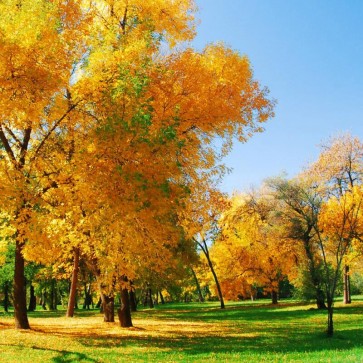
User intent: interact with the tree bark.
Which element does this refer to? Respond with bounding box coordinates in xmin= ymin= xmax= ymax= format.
xmin=197 ymin=238 xmax=225 ymax=309
xmin=129 ymin=290 xmax=137 ymax=312
xmin=303 ymin=236 xmax=327 ymax=309
xmin=48 ymin=279 xmax=57 ymax=310
xmin=271 ymin=290 xmax=278 ymax=304
xmin=13 ymin=239 xmax=30 ymax=329
xmin=118 ymin=288 xmax=133 ymax=327
xmin=66 ymin=248 xmax=80 ymax=317
xmin=101 ymin=294 xmax=115 ymax=322
xmin=191 ymin=267 xmax=204 ymax=302
xmin=83 ymin=284 xmax=92 ymax=310
xmin=343 ymin=265 xmax=351 ymax=304
xmin=148 ymin=288 xmax=154 ymax=308
xmin=28 ymin=283 xmax=37 ymax=311
xmin=327 ymin=303 xmax=334 ymax=337
xmin=4 ymin=281 xmax=10 ymax=313
xmin=159 ymin=290 xmax=165 ymax=304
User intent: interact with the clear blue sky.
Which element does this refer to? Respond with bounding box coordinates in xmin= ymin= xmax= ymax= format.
xmin=192 ymin=0 xmax=363 ymax=194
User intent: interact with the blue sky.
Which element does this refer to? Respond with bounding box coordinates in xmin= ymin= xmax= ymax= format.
xmin=192 ymin=0 xmax=363 ymax=194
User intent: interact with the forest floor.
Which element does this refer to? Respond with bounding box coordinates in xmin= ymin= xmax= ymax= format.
xmin=1 ymin=297 xmax=363 ymax=362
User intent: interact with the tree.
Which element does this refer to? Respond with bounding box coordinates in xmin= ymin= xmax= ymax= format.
xmin=298 ymin=134 xmax=363 ymax=336
xmin=267 ymin=177 xmax=327 ymax=309
xmin=216 ymin=191 xmax=298 ymax=304
xmin=0 ymin=0 xmax=274 ymax=329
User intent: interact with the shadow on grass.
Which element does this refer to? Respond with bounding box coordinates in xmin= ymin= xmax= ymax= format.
xmin=51 ymin=351 xmax=98 ymax=363
xmin=75 ymin=326 xmax=363 ymax=358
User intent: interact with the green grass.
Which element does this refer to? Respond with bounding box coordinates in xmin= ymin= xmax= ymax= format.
xmin=1 ymin=298 xmax=363 ymax=362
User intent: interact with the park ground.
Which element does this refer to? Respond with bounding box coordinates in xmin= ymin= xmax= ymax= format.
xmin=1 ymin=298 xmax=363 ymax=362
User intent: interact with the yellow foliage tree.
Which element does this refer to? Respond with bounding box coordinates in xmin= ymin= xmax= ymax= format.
xmin=0 ymin=0 xmax=274 ymax=329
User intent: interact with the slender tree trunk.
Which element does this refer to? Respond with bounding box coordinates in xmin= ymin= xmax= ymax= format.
xmin=66 ymin=248 xmax=80 ymax=317
xmin=191 ymin=267 xmax=204 ymax=302
xmin=47 ymin=279 xmax=57 ymax=310
xmin=159 ymin=290 xmax=165 ymax=304
xmin=271 ymin=290 xmax=278 ymax=304
xmin=28 ymin=283 xmax=37 ymax=312
xmin=4 ymin=281 xmax=10 ymax=312
xmin=41 ymin=289 xmax=47 ymax=310
xmin=197 ymin=239 xmax=225 ymax=309
xmin=327 ymin=300 xmax=334 ymax=337
xmin=129 ymin=289 xmax=137 ymax=312
xmin=343 ymin=265 xmax=351 ymax=304
xmin=148 ymin=288 xmax=154 ymax=308
xmin=13 ymin=239 xmax=30 ymax=329
xmin=118 ymin=288 xmax=133 ymax=327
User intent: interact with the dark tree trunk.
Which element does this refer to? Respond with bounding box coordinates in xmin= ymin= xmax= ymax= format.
xmin=148 ymin=288 xmax=154 ymax=308
xmin=83 ymin=284 xmax=92 ymax=310
xmin=47 ymin=279 xmax=57 ymax=310
xmin=28 ymin=283 xmax=37 ymax=312
xmin=343 ymin=265 xmax=351 ymax=304
xmin=316 ymin=288 xmax=327 ymax=309
xmin=101 ymin=294 xmax=115 ymax=322
xmin=302 ymin=232 xmax=326 ymax=309
xmin=271 ymin=290 xmax=278 ymax=304
xmin=159 ymin=290 xmax=165 ymax=304
xmin=118 ymin=288 xmax=133 ymax=327
xmin=327 ymin=303 xmax=334 ymax=337
xmin=129 ymin=290 xmax=137 ymax=312
xmin=197 ymin=239 xmax=225 ymax=309
xmin=41 ymin=289 xmax=47 ymax=310
xmin=207 ymin=257 xmax=225 ymax=308
xmin=4 ymin=281 xmax=10 ymax=312
xmin=66 ymin=248 xmax=80 ymax=317
xmin=13 ymin=240 xmax=30 ymax=329
xmin=191 ymin=267 xmax=204 ymax=302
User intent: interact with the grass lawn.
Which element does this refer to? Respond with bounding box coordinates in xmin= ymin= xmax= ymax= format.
xmin=1 ymin=297 xmax=363 ymax=362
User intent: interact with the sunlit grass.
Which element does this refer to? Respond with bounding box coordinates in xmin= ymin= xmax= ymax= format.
xmin=1 ymin=298 xmax=363 ymax=362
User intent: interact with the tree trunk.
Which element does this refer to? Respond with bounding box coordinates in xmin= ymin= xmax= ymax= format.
xmin=83 ymin=284 xmax=92 ymax=310
xmin=13 ymin=240 xmax=30 ymax=329
xmin=101 ymin=294 xmax=115 ymax=322
xmin=159 ymin=290 xmax=165 ymax=304
xmin=303 ymin=234 xmax=326 ymax=309
xmin=66 ymin=248 xmax=80 ymax=317
xmin=205 ymin=253 xmax=224 ymax=308
xmin=47 ymin=279 xmax=57 ymax=310
xmin=41 ymin=289 xmax=47 ymax=310
xmin=343 ymin=265 xmax=351 ymax=304
xmin=148 ymin=288 xmax=154 ymax=308
xmin=4 ymin=281 xmax=10 ymax=312
xmin=191 ymin=267 xmax=204 ymax=302
xmin=316 ymin=288 xmax=327 ymax=309
xmin=28 ymin=283 xmax=37 ymax=312
xmin=327 ymin=304 xmax=334 ymax=337
xmin=198 ymin=239 xmax=225 ymax=309
xmin=129 ymin=290 xmax=137 ymax=312
xmin=271 ymin=290 xmax=278 ymax=304
xmin=118 ymin=288 xmax=133 ymax=327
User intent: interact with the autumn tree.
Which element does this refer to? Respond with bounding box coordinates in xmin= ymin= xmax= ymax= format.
xmin=0 ymin=0 xmax=274 ymax=330
xmin=216 ymin=190 xmax=298 ymax=304
xmin=307 ymin=134 xmax=363 ymax=304
xmin=267 ymin=177 xmax=327 ymax=309
xmin=293 ymin=134 xmax=363 ymax=336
